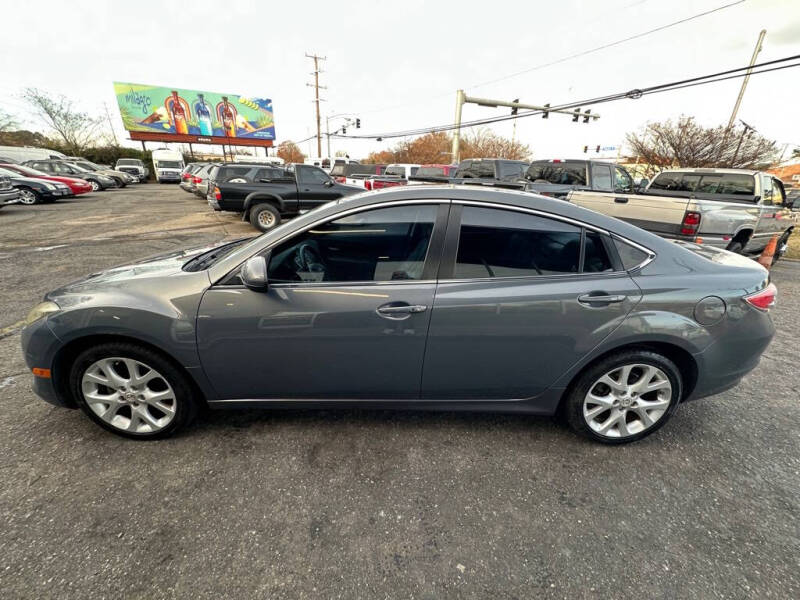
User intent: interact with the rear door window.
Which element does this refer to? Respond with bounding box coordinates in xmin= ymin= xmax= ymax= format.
xmin=454 ymin=207 xmax=582 ymax=278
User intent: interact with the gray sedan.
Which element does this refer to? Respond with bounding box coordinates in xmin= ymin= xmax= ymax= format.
xmin=20 ymin=186 xmax=777 ymax=443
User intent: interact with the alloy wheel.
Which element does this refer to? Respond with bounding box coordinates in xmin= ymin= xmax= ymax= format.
xmin=257 ymin=210 xmax=276 ymax=229
xmin=18 ymin=189 xmax=37 ymax=205
xmin=80 ymin=357 xmax=177 ymax=434
xmin=90 ymin=180 xmax=100 ymax=191
xmin=582 ymin=363 xmax=672 ymax=439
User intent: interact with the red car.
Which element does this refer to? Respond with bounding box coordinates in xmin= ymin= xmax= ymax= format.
xmin=0 ymin=163 xmax=93 ymax=195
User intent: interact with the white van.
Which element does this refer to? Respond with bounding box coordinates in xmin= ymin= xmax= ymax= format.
xmin=0 ymin=145 xmax=67 ymax=163
xmin=151 ymin=149 xmax=185 ymax=183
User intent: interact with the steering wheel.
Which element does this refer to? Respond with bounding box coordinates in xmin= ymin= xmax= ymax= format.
xmin=294 ymin=242 xmax=327 ymax=278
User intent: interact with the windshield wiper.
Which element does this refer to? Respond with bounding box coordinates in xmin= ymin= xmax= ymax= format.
xmin=182 ymin=238 xmax=249 ymax=272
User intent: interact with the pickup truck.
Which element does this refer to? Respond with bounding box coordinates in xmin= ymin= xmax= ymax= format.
xmin=207 ymin=162 xmax=363 ymax=232
xmin=568 ymin=168 xmax=795 ymax=261
xmin=523 ymin=159 xmax=642 ymax=198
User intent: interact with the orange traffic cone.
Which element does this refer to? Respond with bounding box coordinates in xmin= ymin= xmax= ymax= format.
xmin=757 ymin=234 xmax=779 ymax=269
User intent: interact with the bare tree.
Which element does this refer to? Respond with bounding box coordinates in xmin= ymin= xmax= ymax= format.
xmin=362 ymin=129 xmax=529 ymax=164
xmin=626 ymin=116 xmax=779 ymax=177
xmin=21 ymin=88 xmax=103 ymax=154
xmin=0 ymin=108 xmax=18 ymax=132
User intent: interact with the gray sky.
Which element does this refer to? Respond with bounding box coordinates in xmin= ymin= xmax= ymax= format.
xmin=1 ymin=0 xmax=798 ymax=160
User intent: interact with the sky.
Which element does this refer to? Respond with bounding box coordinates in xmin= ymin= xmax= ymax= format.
xmin=1 ymin=0 xmax=799 ymax=162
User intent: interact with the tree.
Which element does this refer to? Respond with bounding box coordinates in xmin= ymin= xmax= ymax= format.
xmin=626 ymin=116 xmax=779 ymax=177
xmin=0 ymin=109 xmax=18 ymax=132
xmin=22 ymin=88 xmax=103 ymax=155
xmin=277 ymin=140 xmax=305 ymax=163
xmin=361 ymin=129 xmax=529 ymax=164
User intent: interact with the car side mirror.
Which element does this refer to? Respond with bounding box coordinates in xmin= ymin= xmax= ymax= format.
xmin=324 ymin=180 xmax=334 ymax=187
xmin=241 ymin=255 xmax=269 ymax=292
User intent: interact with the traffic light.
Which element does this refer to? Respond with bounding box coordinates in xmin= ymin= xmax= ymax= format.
xmin=342 ymin=126 xmax=346 ymax=134
xmin=572 ymin=109 xmax=580 ymax=122
xmin=356 ymin=118 xmax=361 ymax=128
xmin=582 ymin=109 xmax=592 ymax=124
xmin=511 ymin=99 xmax=519 ymax=116
xmin=583 ymin=145 xmax=588 ymax=153
xmin=542 ymin=103 xmax=550 ymax=119
xmin=595 ymin=145 xmax=600 ymax=153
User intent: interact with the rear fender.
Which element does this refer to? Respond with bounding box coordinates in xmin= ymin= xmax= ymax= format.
xmin=243 ymin=193 xmax=284 ymax=218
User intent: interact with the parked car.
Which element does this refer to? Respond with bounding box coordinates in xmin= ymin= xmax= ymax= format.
xmin=207 ymin=162 xmax=362 ymax=231
xmin=522 ymin=159 xmax=641 ymax=198
xmin=384 ymin=163 xmax=420 ymax=180
xmin=24 ymin=160 xmax=117 ymax=191
xmin=179 ymin=163 xmax=206 ymax=193
xmin=21 ymin=185 xmax=777 ymax=443
xmin=454 ymin=158 xmax=528 ymax=182
xmin=151 ymin=149 xmax=184 ymax=183
xmin=0 ymin=163 xmax=93 ymax=196
xmin=331 ymin=163 xmax=386 ymax=184
xmin=0 ymin=166 xmax=72 ymax=204
xmin=568 ymin=168 xmax=795 ymax=262
xmin=0 ymin=174 xmax=21 ymax=208
xmin=115 ymin=158 xmax=150 ymax=181
xmin=408 ymin=164 xmax=459 ymax=184
xmin=62 ymin=159 xmax=133 ymax=187
xmin=193 ymin=163 xmax=219 ymax=198
xmin=0 ymin=145 xmax=67 ymax=163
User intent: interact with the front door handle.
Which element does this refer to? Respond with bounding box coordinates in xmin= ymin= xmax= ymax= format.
xmin=376 ymin=303 xmax=428 ymax=319
xmin=614 ymin=197 xmax=629 ymax=203
xmin=578 ymin=293 xmax=626 ymax=305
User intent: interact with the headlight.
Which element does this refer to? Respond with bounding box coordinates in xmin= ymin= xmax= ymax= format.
xmin=25 ymin=301 xmax=60 ymax=325
xmin=42 ymin=182 xmax=57 ymax=190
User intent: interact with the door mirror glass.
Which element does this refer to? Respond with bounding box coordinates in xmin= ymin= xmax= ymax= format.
xmin=323 ymin=179 xmax=334 ymax=187
xmin=241 ymin=255 xmax=269 ymax=291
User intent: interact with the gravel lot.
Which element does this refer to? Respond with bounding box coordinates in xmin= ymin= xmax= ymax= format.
xmin=1 ymin=184 xmax=798 ymax=599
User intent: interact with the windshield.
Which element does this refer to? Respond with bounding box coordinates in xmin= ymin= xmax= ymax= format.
xmin=67 ymin=163 xmax=91 ymax=173
xmin=75 ymin=162 xmax=99 ymax=171
xmin=156 ymin=161 xmax=182 ymax=169
xmin=526 ymin=161 xmax=587 ymax=185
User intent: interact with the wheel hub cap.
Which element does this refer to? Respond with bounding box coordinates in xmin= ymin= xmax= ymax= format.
xmin=583 ymin=363 xmax=672 ymax=438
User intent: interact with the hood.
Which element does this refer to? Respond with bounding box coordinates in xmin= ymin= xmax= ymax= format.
xmin=45 ymin=241 xmax=228 ymax=298
xmin=42 ymin=175 xmax=91 ymax=186
xmin=10 ymin=176 xmax=59 ymax=188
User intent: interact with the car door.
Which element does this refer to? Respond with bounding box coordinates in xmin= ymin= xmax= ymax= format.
xmin=752 ymin=175 xmax=791 ymax=250
xmin=421 ymin=203 xmax=642 ymax=400
xmin=296 ymin=166 xmax=340 ymax=209
xmin=197 ymin=202 xmax=449 ymax=400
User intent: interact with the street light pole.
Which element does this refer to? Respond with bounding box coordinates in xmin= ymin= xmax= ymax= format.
xmin=728 ymin=29 xmax=766 ymax=129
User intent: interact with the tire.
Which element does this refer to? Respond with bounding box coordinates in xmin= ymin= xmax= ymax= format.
xmin=17 ymin=187 xmax=41 ymax=205
xmin=726 ymin=239 xmax=745 ymax=254
xmin=88 ymin=179 xmax=101 ymax=192
xmin=69 ymin=342 xmax=198 ymax=440
xmin=564 ymin=350 xmax=682 ymax=444
xmin=111 ymin=177 xmax=126 ymax=188
xmin=249 ymin=203 xmax=282 ymax=232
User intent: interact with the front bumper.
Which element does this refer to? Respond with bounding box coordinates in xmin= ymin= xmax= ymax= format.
xmin=39 ymin=187 xmax=72 ymax=200
xmin=20 ymin=317 xmax=74 ymax=408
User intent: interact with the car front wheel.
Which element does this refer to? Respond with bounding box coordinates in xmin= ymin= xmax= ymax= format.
xmin=565 ymin=350 xmax=682 ymax=444
xmin=69 ymin=342 xmax=197 ymax=439
xmin=18 ymin=187 xmax=41 ymax=205
xmin=89 ymin=180 xmax=101 ymax=192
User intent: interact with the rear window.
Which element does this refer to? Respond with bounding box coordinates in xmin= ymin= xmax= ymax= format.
xmin=117 ymin=159 xmax=142 ymax=166
xmin=649 ymin=172 xmax=756 ymax=197
xmin=385 ymin=166 xmax=408 ymax=178
xmin=456 ymin=161 xmax=495 ymax=178
xmin=526 ymin=161 xmax=587 ymax=185
xmin=416 ymin=166 xmax=446 ymax=177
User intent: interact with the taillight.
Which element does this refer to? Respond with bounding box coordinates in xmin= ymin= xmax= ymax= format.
xmin=680 ymin=211 xmax=701 ymax=236
xmin=744 ymin=283 xmax=777 ymax=311
xmin=192 ymin=176 xmax=201 ymax=183
xmin=335 ymin=176 xmax=346 ymax=183
xmin=214 ymin=186 xmax=221 ymax=200
xmin=364 ymin=180 xmax=373 ymax=190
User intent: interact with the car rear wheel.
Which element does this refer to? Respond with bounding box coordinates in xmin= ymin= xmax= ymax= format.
xmin=565 ymin=350 xmax=682 ymax=444
xmin=18 ymin=187 xmax=41 ymax=205
xmin=69 ymin=342 xmax=197 ymax=439
xmin=250 ymin=203 xmax=282 ymax=232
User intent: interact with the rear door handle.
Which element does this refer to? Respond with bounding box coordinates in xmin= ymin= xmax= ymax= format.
xmin=614 ymin=197 xmax=629 ymax=203
xmin=578 ymin=294 xmax=626 ymax=305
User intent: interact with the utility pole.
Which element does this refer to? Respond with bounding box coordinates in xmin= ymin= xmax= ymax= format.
xmin=306 ymin=52 xmax=326 ymax=157
xmin=103 ymin=102 xmax=119 ymax=146
xmin=728 ymin=29 xmax=766 ymax=129
xmin=450 ymin=91 xmax=599 ymax=164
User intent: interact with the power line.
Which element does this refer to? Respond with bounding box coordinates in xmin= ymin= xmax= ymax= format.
xmin=332 ymin=53 xmax=800 ymax=140
xmin=354 ymin=0 xmax=747 ymax=115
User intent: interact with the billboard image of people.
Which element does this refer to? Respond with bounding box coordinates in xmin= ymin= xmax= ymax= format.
xmin=113 ymin=82 xmax=275 ymax=143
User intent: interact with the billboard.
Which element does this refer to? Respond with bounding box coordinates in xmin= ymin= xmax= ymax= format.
xmin=113 ymin=82 xmax=275 ymax=146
